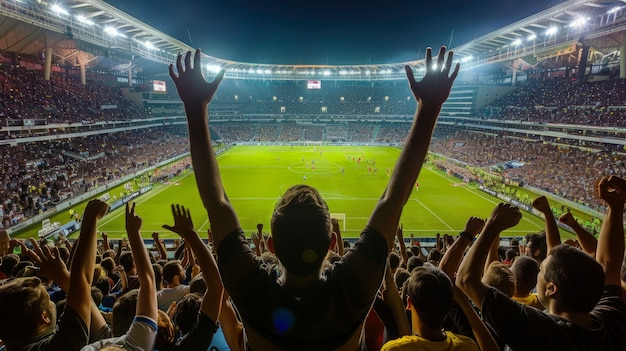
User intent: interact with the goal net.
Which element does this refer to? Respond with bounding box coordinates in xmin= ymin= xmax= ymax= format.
xmin=330 ymin=213 xmax=346 ymax=232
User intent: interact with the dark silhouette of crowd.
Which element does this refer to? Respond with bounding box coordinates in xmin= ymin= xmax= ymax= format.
xmin=0 ymin=47 xmax=625 ymax=351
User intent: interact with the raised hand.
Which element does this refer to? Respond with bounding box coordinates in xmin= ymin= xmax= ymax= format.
xmin=598 ymin=175 xmax=626 ymax=209
xmin=26 ymin=238 xmax=69 ymax=288
xmin=532 ymin=195 xmax=551 ymax=214
xmin=162 ymin=204 xmax=196 ymax=240
xmin=463 ymin=217 xmax=486 ymax=238
xmin=168 ymin=49 xmax=225 ymax=108
xmin=83 ymin=199 xmax=109 ymax=223
xmin=405 ymin=46 xmax=460 ymax=107
xmin=486 ymin=203 xmax=522 ymax=232
xmin=558 ymin=211 xmax=575 ymax=226
xmin=125 ymin=202 xmax=142 ymax=234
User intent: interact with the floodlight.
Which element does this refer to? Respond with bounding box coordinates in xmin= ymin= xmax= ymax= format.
xmin=143 ymin=41 xmax=155 ymax=50
xmin=104 ymin=27 xmax=125 ymax=38
xmin=570 ymin=16 xmax=588 ymax=28
xmin=51 ymin=4 xmax=69 ymax=16
xmin=206 ymin=64 xmax=222 ymax=73
xmin=323 ymin=70 xmax=331 ymax=76
xmin=255 ymin=69 xmax=263 ymax=74
xmin=512 ymin=39 xmax=522 ymax=46
xmin=339 ymin=70 xmax=347 ymax=75
xmin=461 ymin=56 xmax=473 ymax=63
xmin=76 ymin=15 xmax=94 ymax=26
xmin=527 ymin=34 xmax=536 ymax=41
xmin=264 ymin=69 xmax=271 ymax=74
xmin=545 ymin=27 xmax=558 ymax=36
xmin=607 ymin=6 xmax=622 ymax=14
xmin=248 ymin=68 xmax=255 ymax=74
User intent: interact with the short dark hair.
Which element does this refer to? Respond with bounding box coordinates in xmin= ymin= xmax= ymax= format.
xmin=0 ymin=277 xmax=52 ymax=345
xmin=510 ymin=256 xmax=539 ymax=295
xmin=91 ymin=286 xmax=103 ymax=306
xmin=407 ymin=256 xmax=424 ymax=272
xmin=119 ymin=252 xmax=134 ymax=273
xmin=0 ymin=254 xmax=19 ymax=276
xmin=427 ymin=249 xmax=441 ymax=263
xmin=152 ymin=263 xmax=163 ymax=291
xmin=112 ymin=289 xmax=138 ymax=336
xmin=505 ymin=249 xmax=517 ymax=261
xmin=270 ymin=185 xmax=331 ymax=276
xmin=406 ymin=265 xmax=453 ymax=329
xmin=394 ymin=268 xmax=410 ymax=291
xmin=544 ymin=244 xmax=604 ymax=313
xmin=388 ymin=252 xmax=400 ymax=270
xmin=526 ymin=233 xmax=547 ymax=262
xmin=173 ymin=293 xmax=202 ymax=334
xmin=162 ymin=260 xmax=182 ymax=285
xmin=101 ymin=257 xmax=115 ymax=275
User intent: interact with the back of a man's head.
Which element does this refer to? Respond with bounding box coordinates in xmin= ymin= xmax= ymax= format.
xmin=162 ymin=260 xmax=182 ymax=286
xmin=510 ymin=255 xmax=539 ymax=295
xmin=173 ymin=293 xmax=202 ymax=335
xmin=407 ymin=265 xmax=453 ymax=330
xmin=112 ymin=289 xmax=138 ymax=337
xmin=482 ymin=261 xmax=516 ymax=297
xmin=407 ymin=256 xmax=424 ymax=272
xmin=544 ymin=244 xmax=604 ymax=313
xmin=0 ymin=277 xmax=53 ymax=347
xmin=270 ymin=185 xmax=332 ymax=276
xmin=0 ymin=254 xmax=19 ymax=276
xmin=119 ymin=252 xmax=135 ymax=273
xmin=388 ymin=252 xmax=400 ymax=271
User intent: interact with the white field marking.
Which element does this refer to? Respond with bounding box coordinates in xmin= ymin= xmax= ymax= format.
xmin=424 ymin=167 xmax=543 ymax=230
xmin=414 ymin=199 xmax=455 ymax=230
xmin=96 ymin=147 xmax=240 ymax=231
xmin=198 ymin=218 xmax=210 ymax=232
xmin=96 ymin=171 xmax=196 ymax=230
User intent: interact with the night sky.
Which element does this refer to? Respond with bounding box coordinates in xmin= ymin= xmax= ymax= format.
xmin=104 ymin=0 xmax=562 ymax=65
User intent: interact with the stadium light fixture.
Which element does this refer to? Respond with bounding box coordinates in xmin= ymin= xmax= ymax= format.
xmin=143 ymin=41 xmax=156 ymax=50
xmin=339 ymin=70 xmax=347 ymax=75
xmin=461 ymin=56 xmax=473 ymax=63
xmin=264 ymin=69 xmax=271 ymax=74
xmin=570 ymin=16 xmax=588 ymax=28
xmin=323 ymin=70 xmax=331 ymax=76
xmin=76 ymin=15 xmax=94 ymax=26
xmin=527 ymin=34 xmax=536 ymax=41
xmin=545 ymin=26 xmax=558 ymax=36
xmin=607 ymin=6 xmax=622 ymax=14
xmin=51 ymin=4 xmax=69 ymax=16
xmin=255 ymin=69 xmax=263 ymax=74
xmin=512 ymin=39 xmax=522 ymax=47
xmin=206 ymin=64 xmax=222 ymax=73
xmin=104 ymin=26 xmax=126 ymax=38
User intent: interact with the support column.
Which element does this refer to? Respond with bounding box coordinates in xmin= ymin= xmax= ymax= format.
xmin=44 ymin=47 xmax=53 ymax=81
xmin=512 ymin=65 xmax=518 ymax=86
xmin=619 ymin=34 xmax=626 ymax=79
xmin=128 ymin=68 xmax=132 ymax=87
xmin=79 ymin=62 xmax=86 ymax=85
xmin=576 ymin=45 xmax=589 ymax=84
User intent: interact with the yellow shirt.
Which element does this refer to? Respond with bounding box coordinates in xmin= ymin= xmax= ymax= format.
xmin=381 ymin=332 xmax=479 ymax=351
xmin=512 ymin=293 xmax=544 ymax=310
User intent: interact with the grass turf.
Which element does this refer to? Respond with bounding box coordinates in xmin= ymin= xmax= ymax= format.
xmin=16 ymin=145 xmax=570 ymax=240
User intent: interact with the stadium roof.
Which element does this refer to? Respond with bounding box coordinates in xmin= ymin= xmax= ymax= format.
xmin=1 ymin=0 xmax=626 ymax=80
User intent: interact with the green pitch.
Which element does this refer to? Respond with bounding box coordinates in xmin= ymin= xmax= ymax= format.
xmin=16 ymin=145 xmax=567 ymax=240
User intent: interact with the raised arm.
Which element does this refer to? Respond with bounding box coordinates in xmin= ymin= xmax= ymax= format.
xmin=332 ymin=218 xmax=345 ymax=256
xmin=67 ymin=200 xmax=108 ymax=330
xmin=558 ymin=212 xmax=597 ymax=257
xmin=596 ymin=176 xmax=626 ymax=286
xmin=169 ymin=49 xmax=238 ymax=249
xmin=163 ymin=204 xmax=223 ymax=321
xmin=125 ymin=203 xmax=157 ymax=322
xmin=439 ymin=217 xmax=484 ymax=279
xmin=532 ymin=196 xmax=561 ymax=253
xmin=163 ymin=204 xmax=244 ymax=350
xmin=396 ymin=225 xmax=408 ymax=264
xmin=368 ymin=46 xmax=459 ymax=250
xmin=151 ymin=232 xmax=168 ymax=261
xmin=456 ymin=204 xmax=521 ymax=310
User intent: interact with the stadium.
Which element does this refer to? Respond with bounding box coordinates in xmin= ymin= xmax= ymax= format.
xmin=0 ymin=1 xmax=625 ymax=350
xmin=1 ymin=0 xmax=624 ymax=241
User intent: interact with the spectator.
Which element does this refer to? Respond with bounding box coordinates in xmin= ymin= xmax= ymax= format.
xmin=157 ymin=260 xmax=189 ymax=311
xmin=169 ymin=46 xmax=459 ymax=349
xmin=456 ymin=175 xmax=626 ymax=351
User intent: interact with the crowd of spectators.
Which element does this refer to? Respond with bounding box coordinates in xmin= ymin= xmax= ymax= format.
xmin=430 ymin=130 xmax=626 ymax=210
xmin=0 ymin=128 xmax=188 ymax=230
xmin=0 ymin=65 xmax=145 ymax=124
xmin=0 ymin=48 xmax=625 ymax=351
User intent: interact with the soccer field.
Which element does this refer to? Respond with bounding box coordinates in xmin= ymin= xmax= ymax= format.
xmin=16 ymin=145 xmax=565 ymax=241
xmin=90 ymin=145 xmax=553 ymax=240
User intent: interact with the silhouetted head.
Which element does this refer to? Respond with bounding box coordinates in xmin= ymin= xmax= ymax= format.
xmin=270 ymin=185 xmax=332 ymax=276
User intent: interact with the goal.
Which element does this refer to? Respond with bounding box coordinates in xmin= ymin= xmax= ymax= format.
xmin=330 ymin=213 xmax=346 ymax=231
